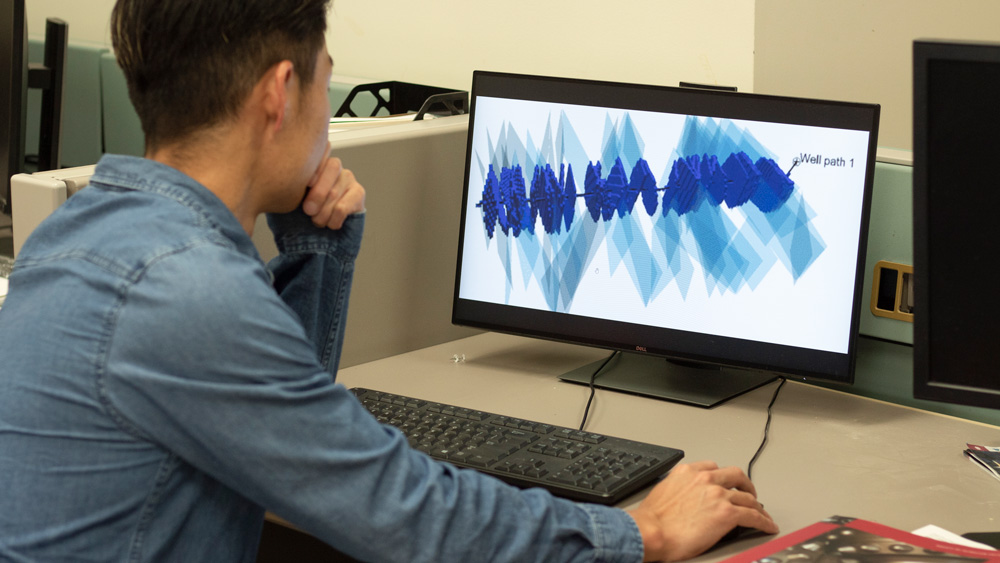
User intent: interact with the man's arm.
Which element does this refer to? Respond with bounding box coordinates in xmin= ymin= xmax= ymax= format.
xmin=266 ymin=154 xmax=366 ymax=374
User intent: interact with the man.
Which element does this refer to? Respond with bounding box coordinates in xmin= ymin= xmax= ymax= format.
xmin=0 ymin=0 xmax=777 ymax=560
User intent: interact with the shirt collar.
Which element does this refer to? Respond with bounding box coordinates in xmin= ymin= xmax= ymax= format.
xmin=92 ymin=154 xmax=261 ymax=260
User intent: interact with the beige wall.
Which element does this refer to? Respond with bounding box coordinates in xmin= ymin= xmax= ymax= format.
xmin=26 ymin=0 xmax=756 ymax=93
xmin=26 ymin=0 xmax=116 ymax=46
xmin=754 ymin=0 xmax=1000 ymax=151
xmin=325 ymin=0 xmax=756 ymax=92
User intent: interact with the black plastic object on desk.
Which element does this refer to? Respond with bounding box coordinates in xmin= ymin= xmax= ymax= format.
xmin=333 ymin=81 xmax=468 ymax=121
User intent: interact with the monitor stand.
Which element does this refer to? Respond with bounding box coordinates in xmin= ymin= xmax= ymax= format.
xmin=559 ymin=352 xmax=778 ymax=408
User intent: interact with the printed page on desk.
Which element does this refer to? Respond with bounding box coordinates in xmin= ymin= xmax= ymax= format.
xmin=327 ymin=114 xmax=424 ymax=133
xmin=721 ymin=516 xmax=999 ymax=563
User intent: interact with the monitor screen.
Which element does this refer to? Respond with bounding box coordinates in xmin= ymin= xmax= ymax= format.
xmin=913 ymin=40 xmax=1000 ymax=410
xmin=453 ymin=71 xmax=879 ymax=406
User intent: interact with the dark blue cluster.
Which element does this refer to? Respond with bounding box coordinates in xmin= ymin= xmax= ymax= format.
xmin=478 ymin=151 xmax=795 ymax=238
xmin=667 ymin=152 xmax=795 ymax=215
xmin=480 ymin=165 xmax=531 ymax=237
xmin=530 ymin=163 xmax=578 ymax=235
xmin=583 ymin=158 xmax=659 ymax=222
xmin=482 ymin=164 xmax=579 ymax=237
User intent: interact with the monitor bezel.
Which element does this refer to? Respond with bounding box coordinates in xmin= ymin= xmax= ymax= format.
xmin=453 ymin=70 xmax=880 ymax=386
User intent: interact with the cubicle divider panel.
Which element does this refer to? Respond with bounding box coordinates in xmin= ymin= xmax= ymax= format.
xmin=98 ymin=52 xmax=144 ymax=157
xmin=26 ymin=38 xmax=107 ymax=167
xmin=859 ymin=160 xmax=913 ymax=345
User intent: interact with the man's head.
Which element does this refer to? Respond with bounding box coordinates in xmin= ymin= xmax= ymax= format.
xmin=111 ymin=0 xmax=331 ymax=152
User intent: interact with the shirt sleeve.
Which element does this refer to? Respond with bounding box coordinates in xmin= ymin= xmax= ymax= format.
xmin=100 ymin=217 xmax=644 ymax=563
xmin=265 ymin=210 xmax=364 ymax=375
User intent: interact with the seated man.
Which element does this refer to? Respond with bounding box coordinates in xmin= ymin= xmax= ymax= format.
xmin=0 ymin=0 xmax=777 ymax=561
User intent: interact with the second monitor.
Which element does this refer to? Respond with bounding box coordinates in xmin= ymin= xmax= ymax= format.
xmin=452 ymin=71 xmax=880 ymax=406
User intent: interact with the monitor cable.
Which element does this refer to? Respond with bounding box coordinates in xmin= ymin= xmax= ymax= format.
xmin=577 ymin=355 xmax=787 ymax=479
xmin=746 ymin=377 xmax=786 ymax=481
xmin=578 ymin=351 xmax=619 ymax=431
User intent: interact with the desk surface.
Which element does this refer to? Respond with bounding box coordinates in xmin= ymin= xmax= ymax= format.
xmin=335 ymin=332 xmax=1000 ymax=562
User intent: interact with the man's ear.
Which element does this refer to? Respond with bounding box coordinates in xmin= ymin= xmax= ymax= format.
xmin=260 ymin=60 xmax=296 ymax=133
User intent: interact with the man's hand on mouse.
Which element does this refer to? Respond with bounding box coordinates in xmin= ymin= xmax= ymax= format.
xmin=627 ymin=461 xmax=779 ymax=562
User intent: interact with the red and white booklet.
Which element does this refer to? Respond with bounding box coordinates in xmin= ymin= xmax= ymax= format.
xmin=966 ymin=444 xmax=1000 ymax=483
xmin=720 ymin=516 xmax=999 ymax=563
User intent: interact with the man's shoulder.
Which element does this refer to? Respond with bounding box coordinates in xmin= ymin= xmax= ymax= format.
xmin=136 ymin=239 xmax=271 ymax=305
xmin=19 ymin=188 xmax=237 ymax=280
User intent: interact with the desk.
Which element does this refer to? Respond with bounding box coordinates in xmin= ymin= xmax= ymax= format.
xmin=332 ymin=332 xmax=1000 ymax=562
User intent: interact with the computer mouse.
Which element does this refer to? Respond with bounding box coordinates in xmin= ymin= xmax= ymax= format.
xmin=717 ymin=525 xmax=762 ymax=546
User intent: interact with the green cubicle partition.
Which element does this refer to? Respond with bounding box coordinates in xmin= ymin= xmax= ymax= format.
xmin=26 ymin=38 xmax=107 ymax=167
xmin=98 ymin=52 xmax=144 ymax=157
xmin=860 ymin=161 xmax=914 ymax=346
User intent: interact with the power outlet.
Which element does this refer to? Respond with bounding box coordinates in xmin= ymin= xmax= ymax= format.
xmin=871 ymin=260 xmax=913 ymax=322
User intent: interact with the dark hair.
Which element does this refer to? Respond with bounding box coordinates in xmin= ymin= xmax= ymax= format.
xmin=111 ymin=0 xmax=331 ymax=150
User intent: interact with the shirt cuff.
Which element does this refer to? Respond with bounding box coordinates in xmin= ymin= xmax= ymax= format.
xmin=579 ymin=504 xmax=645 ymax=563
xmin=266 ymin=210 xmax=365 ymax=259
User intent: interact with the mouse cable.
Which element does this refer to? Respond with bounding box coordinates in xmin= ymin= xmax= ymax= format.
xmin=578 ymin=351 xmax=619 ymax=431
xmin=746 ymin=377 xmax=786 ymax=481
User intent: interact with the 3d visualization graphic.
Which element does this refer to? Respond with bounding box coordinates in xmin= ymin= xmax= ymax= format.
xmin=472 ymin=112 xmax=826 ymax=312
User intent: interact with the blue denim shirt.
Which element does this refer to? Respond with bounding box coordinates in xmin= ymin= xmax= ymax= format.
xmin=0 ymin=155 xmax=643 ymax=562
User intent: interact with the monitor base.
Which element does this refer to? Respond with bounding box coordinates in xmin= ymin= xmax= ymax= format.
xmin=559 ymin=352 xmax=778 ymax=408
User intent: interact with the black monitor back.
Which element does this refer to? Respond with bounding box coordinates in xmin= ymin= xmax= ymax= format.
xmin=0 ymin=0 xmax=28 ymax=214
xmin=913 ymin=39 xmax=1000 ymax=409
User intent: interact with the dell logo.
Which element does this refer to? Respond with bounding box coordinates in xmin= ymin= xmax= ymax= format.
xmin=635 ymin=346 xmax=647 ymax=353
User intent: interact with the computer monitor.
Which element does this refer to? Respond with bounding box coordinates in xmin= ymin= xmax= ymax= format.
xmin=913 ymin=40 xmax=1000 ymax=410
xmin=452 ymin=71 xmax=880 ymax=407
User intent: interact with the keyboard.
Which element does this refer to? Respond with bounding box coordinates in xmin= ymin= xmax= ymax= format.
xmin=351 ymin=387 xmax=684 ymax=505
